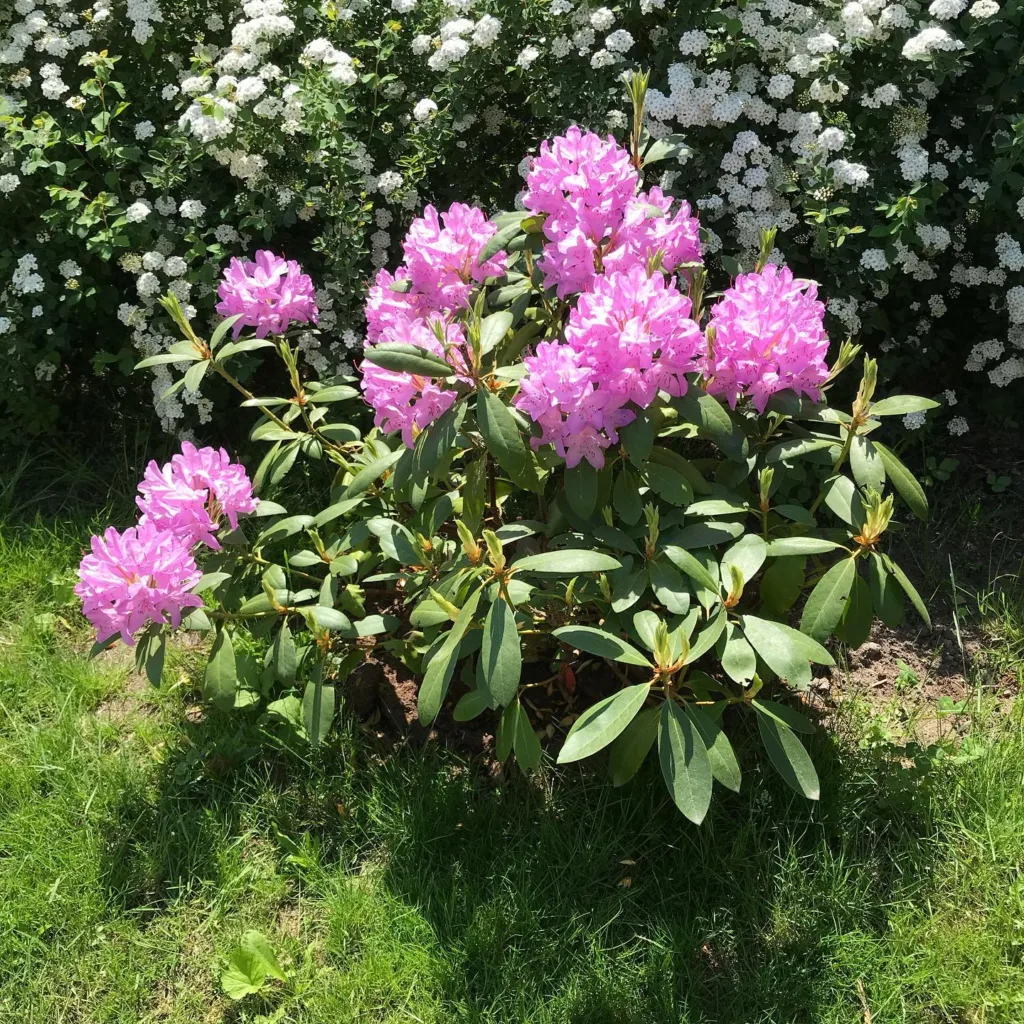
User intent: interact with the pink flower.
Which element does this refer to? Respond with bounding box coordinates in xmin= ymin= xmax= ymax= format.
xmin=365 ymin=267 xmax=432 ymax=343
xmin=705 ymin=264 xmax=830 ymax=412
xmin=360 ymin=315 xmax=471 ymax=447
xmin=75 ymin=520 xmax=202 ymax=646
xmin=402 ymin=203 xmax=508 ymax=311
xmin=565 ymin=266 xmax=704 ymax=406
xmin=215 ymin=249 xmax=318 ymax=338
xmin=605 ymin=188 xmax=702 ymax=277
xmin=137 ymin=441 xmax=258 ymax=550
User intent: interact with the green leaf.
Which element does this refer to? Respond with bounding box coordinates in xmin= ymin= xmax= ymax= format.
xmin=800 ymin=556 xmax=856 ymax=642
xmin=850 ymin=435 xmax=885 ymax=492
xmin=686 ymin=704 xmax=741 ymax=793
xmin=183 ymin=358 xmax=210 ymax=394
xmin=685 ymin=499 xmax=749 ymax=516
xmin=418 ymin=588 xmax=482 ymax=725
xmin=135 ymin=351 xmax=202 ymax=369
xmin=307 ymin=384 xmax=358 ymax=403
xmin=479 ymin=310 xmax=513 ymax=354
xmin=272 ymin=621 xmax=297 ymax=682
xmin=611 ymin=565 xmax=648 ymax=613
xmin=477 ymin=388 xmax=540 ymax=491
xmin=217 ymin=338 xmax=275 ymax=360
xmin=362 ymin=342 xmax=452 ymax=376
xmin=454 ymin=689 xmax=491 ymax=721
xmin=307 ymin=606 xmax=353 ymax=632
xmin=368 ymin=518 xmax=421 ymax=564
xmin=512 ymin=550 xmax=621 ymax=575
xmin=658 ymin=701 xmax=713 ymax=824
xmin=552 ymin=626 xmax=651 ymax=667
xmin=565 ymin=460 xmax=598 ymax=519
xmin=835 ymin=571 xmax=873 ymax=647
xmin=759 ymin=556 xmax=806 ymax=615
xmin=512 ymin=699 xmax=543 ymax=772
xmin=341 ymin=449 xmax=404 ymax=499
xmin=874 ymin=442 xmax=929 ymax=522
xmin=884 ymin=556 xmax=932 ymax=628
xmin=620 ymin=413 xmax=655 ymax=464
xmin=632 ymin=610 xmax=662 ymax=653
xmin=649 ymin=559 xmax=691 ymax=616
xmin=766 ymin=537 xmax=844 ymax=556
xmin=869 ymin=395 xmax=939 ymax=417
xmin=684 ymin=607 xmax=728 ymax=664
xmin=481 ymin=598 xmax=521 ymax=707
xmin=496 ymin=700 xmax=515 ymax=762
xmin=559 ymin=683 xmax=651 ymax=763
xmin=204 ymin=629 xmax=237 ymax=711
xmin=755 ymin=709 xmax=820 ymax=800
xmin=136 ymin=628 xmax=165 ymax=686
xmin=670 ymin=520 xmax=745 ymax=548
xmin=751 ymin=698 xmax=815 ymax=734
xmin=720 ymin=534 xmax=767 ymax=587
xmin=645 ymin=462 xmax=693 ymax=507
xmin=302 ymin=679 xmax=335 ymax=746
xmin=868 ymin=551 xmax=904 ymax=627
xmin=662 ymin=544 xmax=719 ymax=593
xmin=766 ymin=437 xmax=838 ymax=463
xmin=241 ymin=930 xmax=288 ymax=983
xmin=609 ymin=706 xmax=659 ymax=786
xmin=479 ymin=216 xmax=526 ymax=264
xmin=674 ymin=392 xmax=747 ymax=459
xmin=221 ymin=949 xmax=267 ymax=1000
xmin=823 ymin=475 xmax=866 ymax=528
xmin=719 ymin=623 xmax=757 ymax=684
xmin=613 ymin=467 xmax=643 ymax=525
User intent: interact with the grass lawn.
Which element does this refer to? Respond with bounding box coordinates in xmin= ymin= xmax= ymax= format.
xmin=2 ymin=455 xmax=1023 ymax=1023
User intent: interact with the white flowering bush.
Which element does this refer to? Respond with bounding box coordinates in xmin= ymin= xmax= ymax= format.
xmin=3 ymin=0 xmax=1024 ymax=433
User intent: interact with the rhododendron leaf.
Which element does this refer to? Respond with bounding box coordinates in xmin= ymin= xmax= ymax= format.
xmin=217 ymin=338 xmax=275 ymax=360
xmin=254 ymin=441 xmax=299 ymax=492
xmin=350 ymin=614 xmax=401 ymax=636
xmin=302 ymin=679 xmax=334 ymax=747
xmin=868 ymin=395 xmax=939 ymax=417
xmin=134 ymin=351 xmax=203 ymax=369
xmin=251 ymin=423 xmax=298 ymax=443
xmin=685 ymin=499 xmax=749 ymax=516
xmin=649 ymin=559 xmax=691 ymax=615
xmin=873 ymin=442 xmax=929 ymax=522
xmin=684 ymin=607 xmax=728 ymax=664
xmin=658 ymin=701 xmax=712 ymax=824
xmin=799 ymin=556 xmax=857 ymax=642
xmin=478 ymin=217 xmax=524 ymax=264
xmin=674 ymin=392 xmax=747 ymax=460
xmin=883 ymin=556 xmax=932 ymax=629
xmin=662 ymin=544 xmax=719 ymax=593
xmin=135 ymin=627 xmax=165 ymax=686
xmin=182 ymin=358 xmax=210 ymax=394
xmin=611 ymin=566 xmax=648 ymax=613
xmin=512 ymin=700 xmax=543 ymax=772
xmin=756 ymin=708 xmax=820 ymax=800
xmin=645 ymin=463 xmax=692 ymax=506
xmin=481 ymin=598 xmax=521 ymax=707
xmin=368 ymin=518 xmax=420 ymax=565
xmin=751 ymin=698 xmax=815 ymax=735
xmin=717 ymin=622 xmax=757 ymax=684
xmin=759 ymin=556 xmax=807 ymax=615
xmin=632 ymin=610 xmax=662 ymax=653
xmin=362 ymin=342 xmax=453 ymax=377
xmin=766 ymin=437 xmax=839 ymax=464
xmin=410 ymin=598 xmax=451 ymax=629
xmin=592 ymin=525 xmax=640 ymax=555
xmin=686 ymin=705 xmax=741 ymax=793
xmin=552 ymin=625 xmax=652 ymax=667
xmin=307 ymin=606 xmax=353 ymax=632
xmin=558 ymin=683 xmax=651 ymax=763
xmin=511 ymin=550 xmax=620 ymax=575
xmin=419 ymin=588 xmax=482 ymax=726
xmin=765 ymin=537 xmax=845 ymax=556
xmin=609 ymin=706 xmax=659 ymax=787
xmin=835 ymin=571 xmax=873 ymax=648
xmin=565 ymin=461 xmax=598 ymax=518
xmin=342 ymin=449 xmax=405 ymax=500
xmin=613 ymin=468 xmax=643 ymax=525
xmin=775 ymin=504 xmax=815 ymax=526
xmin=255 ymin=514 xmax=315 ymax=546
xmin=822 ymin=475 xmax=866 ymax=528
xmin=461 ymin=456 xmax=487 ymax=534
xmin=850 ymin=435 xmax=886 ymax=492
xmin=209 ymin=314 xmax=243 ymax=351
xmin=477 ymin=388 xmax=541 ymax=492
xmin=721 ymin=535 xmax=767 ymax=586
xmin=620 ymin=414 xmax=655 ymax=465
xmin=490 ymin=280 xmax=531 ymax=307
xmin=478 ymin=311 xmax=513 ymax=355
xmin=252 ymin=500 xmax=287 ymax=517
xmin=868 ymin=552 xmax=905 ymax=628
xmin=669 ymin=520 xmax=744 ymax=548
xmin=454 ymin=689 xmax=490 ymax=722
xmin=496 ymin=701 xmax=515 ymax=763
xmin=642 ymin=133 xmax=693 ymax=167
xmin=307 ymin=384 xmax=359 ymax=403
xmin=205 ymin=629 xmax=237 ymax=711
xmin=272 ymin=621 xmax=297 ymax=683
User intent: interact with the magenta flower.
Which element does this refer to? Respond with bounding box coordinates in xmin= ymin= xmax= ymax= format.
xmin=705 ymin=264 xmax=830 ymax=412
xmin=215 ymin=249 xmax=319 ymax=338
xmin=75 ymin=520 xmax=202 ymax=646
xmin=365 ymin=267 xmax=432 ymax=343
xmin=360 ymin=315 xmax=471 ymax=447
xmin=137 ymin=441 xmax=258 ymax=550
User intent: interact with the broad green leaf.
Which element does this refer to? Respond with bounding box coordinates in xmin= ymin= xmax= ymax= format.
xmin=613 ymin=467 xmax=643 ymax=524
xmin=718 ymin=622 xmax=757 ymax=684
xmin=759 ymin=555 xmax=806 ymax=615
xmin=658 ymin=701 xmax=713 ymax=824
xmin=751 ymin=698 xmax=815 ymax=735
xmin=479 ymin=310 xmax=513 ymax=354
xmin=341 ymin=449 xmax=404 ymax=499
xmin=302 ymin=679 xmax=335 ymax=746
xmin=362 ymin=342 xmax=453 ymax=376
xmin=686 ymin=499 xmax=749 ymax=516
xmin=632 ymin=610 xmax=662 ymax=652
xmin=477 ymin=388 xmax=541 ymax=491
xmin=850 ymin=435 xmax=885 ymax=492
xmin=481 ymin=598 xmax=521 ymax=706
xmin=454 ymin=689 xmax=490 ymax=721
xmin=766 ymin=437 xmax=839 ymax=463
xmin=204 ymin=629 xmax=237 ymax=710
xmin=221 ymin=949 xmax=267 ymax=1000
xmin=835 ymin=571 xmax=873 ymax=647
xmin=766 ymin=537 xmax=844 ymax=557
xmin=611 ymin=565 xmax=648 ymax=613
xmin=741 ymin=615 xmax=814 ymax=689
xmin=558 ymin=683 xmax=651 ymax=763
xmin=609 ymin=706 xmax=659 ymax=786
xmin=512 ymin=550 xmax=621 ymax=575
xmin=307 ymin=606 xmax=353 ymax=632
xmin=674 ymin=391 xmax=747 ymax=459
xmin=662 ymin=544 xmax=719 ymax=592
xmin=645 ymin=462 xmax=692 ymax=506
xmin=874 ymin=442 xmax=929 ymax=522
xmin=720 ymin=534 xmax=766 ymax=587
xmin=135 ymin=351 xmax=203 ymax=369
xmin=552 ymin=625 xmax=651 ymax=667
xmin=512 ymin=699 xmax=543 ymax=772
xmin=478 ymin=216 xmax=526 ymax=264
xmin=368 ymin=518 xmax=421 ymax=564
xmin=686 ymin=704 xmax=741 ymax=793
xmin=620 ymin=413 xmax=655 ymax=464
xmin=255 ymin=513 xmax=315 ymax=546
xmin=649 ymin=559 xmax=691 ymax=616
xmin=868 ymin=551 xmax=904 ymax=627
xmin=565 ymin=460 xmax=598 ymax=519
xmin=496 ymin=700 xmax=515 ymax=761
xmin=307 ymin=384 xmax=358 ymax=403
xmin=241 ymin=931 xmax=288 ymax=983
xmin=418 ymin=588 xmax=482 ymax=725
xmin=755 ymin=710 xmax=820 ymax=800
xmin=183 ymin=359 xmax=210 ymax=394
xmin=684 ymin=607 xmax=728 ymax=664
xmin=884 ymin=556 xmax=932 ymax=628
xmin=822 ymin=475 xmax=866 ymax=528
xmin=217 ymin=338 xmax=274 ymax=360
xmin=869 ymin=395 xmax=939 ymax=417
xmin=271 ymin=621 xmax=297 ymax=682
xmin=800 ymin=556 xmax=856 ymax=641
xmin=670 ymin=520 xmax=744 ymax=548
xmin=136 ymin=628 xmax=165 ymax=686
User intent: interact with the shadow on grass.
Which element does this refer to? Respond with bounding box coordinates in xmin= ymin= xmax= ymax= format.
xmin=94 ymin=697 xmax=954 ymax=1022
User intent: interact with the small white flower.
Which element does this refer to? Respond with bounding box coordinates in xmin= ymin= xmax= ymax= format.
xmin=179 ymin=199 xmax=206 ymax=220
xmin=413 ymin=97 xmax=437 ymax=122
xmin=516 ymin=45 xmax=540 ymax=68
xmin=134 ymin=120 xmax=156 ymax=140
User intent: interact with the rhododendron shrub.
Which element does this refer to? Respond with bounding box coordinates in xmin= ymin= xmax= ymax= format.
xmin=84 ymin=92 xmax=939 ymax=819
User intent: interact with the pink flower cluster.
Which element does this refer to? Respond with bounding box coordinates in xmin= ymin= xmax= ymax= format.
xmin=705 ymin=264 xmax=829 ymax=412
xmin=216 ymin=249 xmax=319 ymax=338
xmin=362 ymin=202 xmax=506 ymax=445
xmin=515 ymin=267 xmax=704 ymax=468
xmin=76 ymin=443 xmax=257 ymax=646
xmin=360 ymin=316 xmax=472 ymax=447
xmin=523 ymin=127 xmax=701 ymax=297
